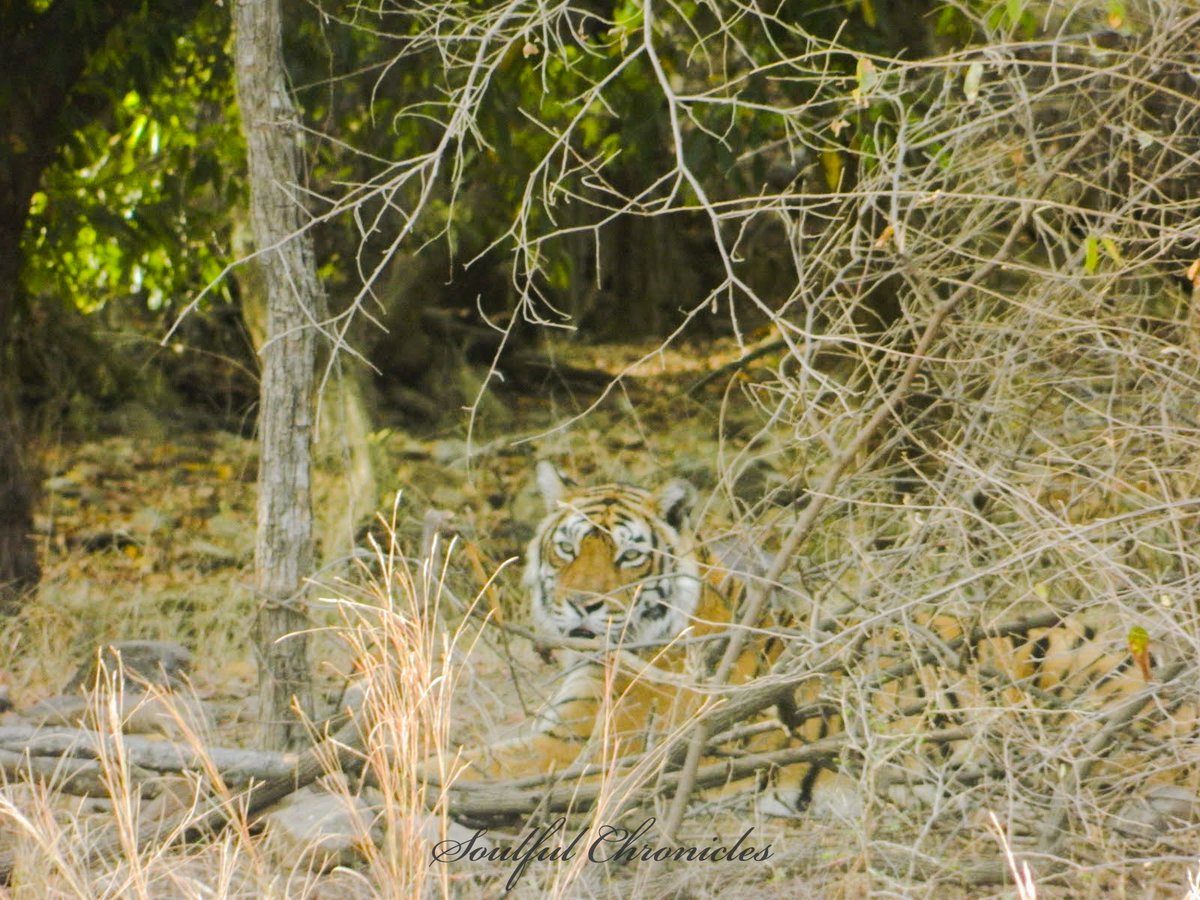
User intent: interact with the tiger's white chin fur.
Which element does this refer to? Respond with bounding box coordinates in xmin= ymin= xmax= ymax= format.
xmin=522 ymin=546 xmax=703 ymax=648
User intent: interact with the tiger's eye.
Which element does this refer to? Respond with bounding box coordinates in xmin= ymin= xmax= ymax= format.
xmin=618 ymin=549 xmax=647 ymax=565
xmin=556 ymin=540 xmax=575 ymax=558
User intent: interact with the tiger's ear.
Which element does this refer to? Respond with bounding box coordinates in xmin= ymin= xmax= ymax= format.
xmin=656 ymin=478 xmax=697 ymax=531
xmin=535 ymin=461 xmax=571 ymax=512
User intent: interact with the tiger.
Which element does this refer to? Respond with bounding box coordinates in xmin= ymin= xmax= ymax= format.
xmin=780 ymin=612 xmax=1200 ymax=832
xmin=438 ymin=461 xmax=792 ymax=787
xmin=437 ymin=463 xmax=1199 ymax=842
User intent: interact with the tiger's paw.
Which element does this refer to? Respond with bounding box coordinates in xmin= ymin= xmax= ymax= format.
xmin=756 ymin=771 xmax=865 ymax=821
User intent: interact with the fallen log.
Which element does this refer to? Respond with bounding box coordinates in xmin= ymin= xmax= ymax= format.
xmin=0 ymin=748 xmax=115 ymax=796
xmin=0 ymin=609 xmax=1179 ymax=887
xmin=0 ymin=725 xmax=297 ymax=790
xmin=0 ymin=715 xmax=365 ymax=885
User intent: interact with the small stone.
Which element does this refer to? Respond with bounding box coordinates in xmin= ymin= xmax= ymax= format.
xmin=262 ymin=786 xmax=382 ymax=873
xmin=1118 ymin=784 xmax=1197 ymax=832
xmin=25 ymin=691 xmax=212 ymax=738
xmin=179 ymin=539 xmax=240 ymax=568
xmin=204 ymin=512 xmax=249 ymax=547
xmin=44 ymin=476 xmax=82 ymax=497
xmin=139 ymin=774 xmax=203 ymax=826
xmin=25 ymin=694 xmax=89 ymax=727
xmin=120 ymin=693 xmax=212 ymax=737
xmin=431 ymin=439 xmax=467 ymax=466
xmin=66 ymin=640 xmax=193 ymax=693
xmin=606 ymin=427 xmax=645 ymax=450
xmin=128 ymin=508 xmax=172 ymax=536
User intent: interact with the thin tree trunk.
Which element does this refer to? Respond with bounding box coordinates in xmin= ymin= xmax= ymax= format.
xmin=0 ymin=207 xmax=40 ymax=609
xmin=233 ymin=0 xmax=323 ymax=750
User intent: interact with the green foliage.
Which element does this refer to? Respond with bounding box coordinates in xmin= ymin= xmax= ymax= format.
xmin=14 ymin=0 xmax=955 ymax=334
xmin=20 ymin=7 xmax=241 ymax=316
xmin=10 ymin=0 xmax=1022 ymax=341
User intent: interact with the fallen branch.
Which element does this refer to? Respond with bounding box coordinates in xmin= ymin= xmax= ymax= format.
xmin=0 ymin=725 xmax=297 ymax=792
xmin=0 ymin=749 xmax=117 ymax=797
xmin=686 ymin=336 xmax=789 ymax=395
xmin=437 ymin=725 xmax=974 ymax=821
xmin=0 ymin=611 xmax=1179 ymax=882
xmin=0 ymin=715 xmax=365 ymax=885
xmin=422 ymin=611 xmax=1077 ymax=808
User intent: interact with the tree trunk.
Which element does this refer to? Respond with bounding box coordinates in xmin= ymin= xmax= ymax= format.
xmin=233 ymin=0 xmax=324 ymax=750
xmin=0 ymin=405 xmax=38 ymax=608
xmin=0 ymin=1 xmax=210 ymax=611
xmin=234 ymin=213 xmax=378 ymax=571
xmin=0 ymin=191 xmax=40 ymax=609
xmin=0 ymin=13 xmax=46 ymax=605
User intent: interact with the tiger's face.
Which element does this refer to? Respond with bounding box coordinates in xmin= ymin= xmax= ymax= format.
xmin=523 ymin=463 xmax=703 ymax=647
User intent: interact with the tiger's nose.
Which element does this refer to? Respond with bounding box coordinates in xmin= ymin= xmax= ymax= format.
xmin=573 ymin=597 xmax=606 ymax=614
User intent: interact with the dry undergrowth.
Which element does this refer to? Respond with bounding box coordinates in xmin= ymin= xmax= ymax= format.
xmin=6 ymin=347 xmax=1200 ymax=896
xmin=0 ymin=516 xmax=475 ymax=898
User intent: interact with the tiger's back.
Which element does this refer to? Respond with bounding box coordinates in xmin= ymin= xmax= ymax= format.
xmin=780 ymin=609 xmax=1199 ymax=830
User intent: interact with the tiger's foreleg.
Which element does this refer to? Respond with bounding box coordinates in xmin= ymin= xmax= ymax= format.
xmin=418 ymin=664 xmax=604 ymax=783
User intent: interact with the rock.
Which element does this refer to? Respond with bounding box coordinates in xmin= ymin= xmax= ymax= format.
xmin=204 ymin=511 xmax=249 ymax=547
xmin=334 ymin=681 xmax=367 ymax=719
xmin=66 ymin=640 xmax=193 ymax=693
xmin=416 ymin=814 xmax=489 ymax=850
xmin=1118 ymin=784 xmax=1197 ymax=832
xmin=139 ymin=774 xmax=203 ymax=826
xmin=304 ymin=869 xmax=376 ymax=899
xmin=120 ymin=693 xmax=212 ymax=736
xmin=179 ymin=539 xmax=241 ymax=569
xmin=605 ymin=427 xmax=645 ymax=450
xmin=24 ymin=691 xmax=212 ymax=737
xmin=128 ymin=508 xmax=172 ymax=537
xmin=24 ymin=694 xmax=89 ymax=727
xmin=431 ymin=439 xmax=467 ymax=466
xmin=262 ymin=786 xmax=382 ymax=873
xmin=44 ymin=475 xmax=83 ymax=496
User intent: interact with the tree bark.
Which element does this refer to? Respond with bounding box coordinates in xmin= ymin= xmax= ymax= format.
xmin=0 ymin=196 xmax=39 ymax=605
xmin=233 ymin=0 xmax=324 ymax=749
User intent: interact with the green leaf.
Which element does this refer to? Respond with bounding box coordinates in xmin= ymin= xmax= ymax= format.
xmin=1084 ymin=235 xmax=1100 ymax=274
xmin=821 ymin=149 xmax=844 ymax=191
xmin=1106 ymin=0 xmax=1127 ymax=29
xmin=963 ymin=62 xmax=983 ymax=104
xmin=856 ymin=57 xmax=879 ymax=94
xmin=127 ymin=114 xmax=148 ymax=150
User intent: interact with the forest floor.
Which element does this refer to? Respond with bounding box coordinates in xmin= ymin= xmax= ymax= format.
xmin=3 ymin=337 xmax=767 ymax=714
xmin=0 ymin=338 xmax=1194 ymax=898
xmin=0 ymin=339 xmax=829 ymax=898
